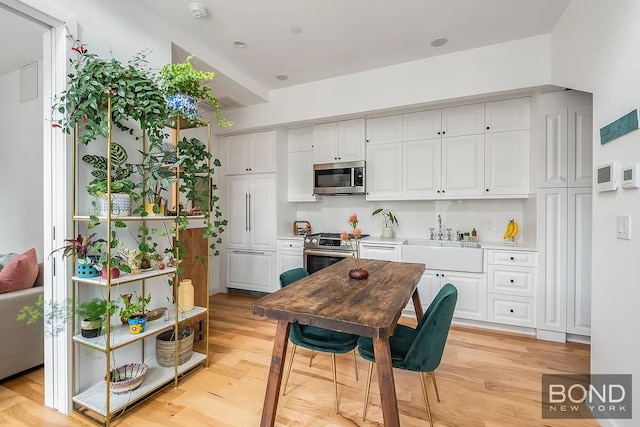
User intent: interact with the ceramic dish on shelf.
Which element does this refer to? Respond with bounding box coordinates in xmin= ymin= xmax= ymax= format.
xmin=146 ymin=307 xmax=168 ymax=322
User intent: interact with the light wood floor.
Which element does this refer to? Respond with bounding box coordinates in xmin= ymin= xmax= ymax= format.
xmin=0 ymin=293 xmax=597 ymax=426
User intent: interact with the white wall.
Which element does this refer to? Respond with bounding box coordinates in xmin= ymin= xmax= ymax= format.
xmin=552 ymin=2 xmax=640 ymax=426
xmin=224 ymin=35 xmax=551 ymax=131
xmin=0 ymin=63 xmax=44 ymax=257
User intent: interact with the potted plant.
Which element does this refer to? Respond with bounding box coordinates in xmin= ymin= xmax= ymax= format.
xmin=53 ymin=40 xmax=169 ymax=150
xmin=158 ymin=55 xmax=231 ymax=128
xmin=372 ymin=209 xmax=400 ymax=239
xmin=120 ymin=292 xmax=151 ymax=334
xmin=84 ymin=142 xmax=140 ymax=217
xmin=137 ymin=149 xmax=176 ymax=216
xmin=49 ymin=233 xmax=105 ymax=278
xmin=76 ymin=298 xmax=111 ymax=338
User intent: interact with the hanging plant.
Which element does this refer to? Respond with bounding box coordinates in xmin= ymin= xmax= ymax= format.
xmin=52 ymin=40 xmax=169 ymax=150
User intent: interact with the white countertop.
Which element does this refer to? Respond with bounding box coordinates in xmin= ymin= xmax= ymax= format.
xmin=277 ymin=235 xmax=305 ymax=240
xmin=478 ymin=241 xmax=537 ymax=251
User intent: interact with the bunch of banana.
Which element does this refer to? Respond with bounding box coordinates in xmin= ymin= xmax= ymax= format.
xmin=503 ymin=219 xmax=519 ymax=241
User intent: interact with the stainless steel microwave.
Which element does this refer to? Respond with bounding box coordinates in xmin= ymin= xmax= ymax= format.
xmin=313 ymin=160 xmax=365 ymax=195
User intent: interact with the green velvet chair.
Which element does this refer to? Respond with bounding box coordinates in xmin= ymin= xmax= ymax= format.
xmin=357 ymin=283 xmax=458 ymax=424
xmin=279 ymin=268 xmax=359 ymax=414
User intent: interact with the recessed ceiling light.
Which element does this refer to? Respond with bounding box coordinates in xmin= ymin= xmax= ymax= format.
xmin=430 ymin=37 xmax=448 ymax=47
xmin=290 ymin=26 xmax=302 ymax=34
xmin=189 ymin=3 xmax=208 ymax=19
xmin=233 ymin=40 xmax=247 ymax=48
xmin=275 ymin=74 xmax=289 ymax=81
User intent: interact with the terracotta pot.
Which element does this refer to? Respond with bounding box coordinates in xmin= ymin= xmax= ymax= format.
xmin=101 ymin=267 xmax=120 ymax=279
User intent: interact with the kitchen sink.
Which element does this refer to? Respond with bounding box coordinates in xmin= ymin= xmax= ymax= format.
xmin=402 ymin=241 xmax=484 ymax=273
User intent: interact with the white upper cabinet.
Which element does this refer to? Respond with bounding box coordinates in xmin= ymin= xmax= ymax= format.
xmin=403 ymin=109 xmax=442 ymax=141
xmin=313 ymin=119 xmax=365 ymax=163
xmin=484 ymin=130 xmax=531 ymax=195
xmin=403 ymin=139 xmax=441 ymax=199
xmin=366 ymin=142 xmax=403 ymax=200
xmin=366 ymin=115 xmax=402 ymax=144
xmin=287 ymin=127 xmax=316 ymax=202
xmin=537 ymin=91 xmax=592 ymax=188
xmin=485 ymin=98 xmax=531 ymax=133
xmin=288 ymin=127 xmax=313 ymax=152
xmin=222 ymin=130 xmax=276 ymax=175
xmin=568 ymin=105 xmax=593 ymax=187
xmin=442 ymin=134 xmax=485 ymax=196
xmin=441 ymin=103 xmax=485 ymax=137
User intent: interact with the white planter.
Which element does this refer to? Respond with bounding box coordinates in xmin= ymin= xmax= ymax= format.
xmin=97 ymin=194 xmax=131 ymax=216
xmin=382 ymin=227 xmax=395 ymax=239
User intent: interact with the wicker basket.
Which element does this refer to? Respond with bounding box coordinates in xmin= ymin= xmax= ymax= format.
xmin=155 ymin=327 xmax=194 ymax=367
xmin=107 ymin=363 xmax=148 ymax=394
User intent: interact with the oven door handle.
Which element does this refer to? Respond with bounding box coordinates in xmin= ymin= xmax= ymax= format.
xmin=304 ymin=249 xmax=352 ymax=258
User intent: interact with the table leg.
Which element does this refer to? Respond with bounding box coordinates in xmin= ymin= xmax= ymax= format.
xmin=373 ymin=337 xmax=400 ymax=427
xmin=260 ymin=320 xmax=291 ymax=427
xmin=412 ymin=288 xmax=424 ymax=324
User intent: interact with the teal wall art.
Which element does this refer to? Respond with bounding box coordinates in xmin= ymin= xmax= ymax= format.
xmin=600 ymin=109 xmax=639 ymax=144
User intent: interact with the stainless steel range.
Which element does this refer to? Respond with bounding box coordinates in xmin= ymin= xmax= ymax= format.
xmin=303 ymin=232 xmax=369 ymax=273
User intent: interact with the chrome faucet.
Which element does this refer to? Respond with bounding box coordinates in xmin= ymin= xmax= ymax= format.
xmin=437 ymin=215 xmax=443 ymax=240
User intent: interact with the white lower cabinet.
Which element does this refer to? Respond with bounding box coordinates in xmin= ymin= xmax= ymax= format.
xmin=487 ymin=249 xmax=537 ymax=328
xmin=277 ymin=238 xmax=304 ymax=277
xmin=227 ymin=249 xmax=276 ymax=293
xmin=406 ymin=269 xmax=487 ymax=321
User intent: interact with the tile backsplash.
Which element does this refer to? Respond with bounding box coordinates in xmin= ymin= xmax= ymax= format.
xmin=295 ymin=197 xmax=529 ymax=244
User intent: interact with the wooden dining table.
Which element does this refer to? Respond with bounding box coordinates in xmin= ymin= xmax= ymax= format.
xmin=252 ymin=258 xmax=426 ymax=427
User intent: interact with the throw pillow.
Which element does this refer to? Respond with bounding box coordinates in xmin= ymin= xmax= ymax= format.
xmin=0 ymin=248 xmax=38 ymax=294
xmin=0 ymin=252 xmax=18 ymax=272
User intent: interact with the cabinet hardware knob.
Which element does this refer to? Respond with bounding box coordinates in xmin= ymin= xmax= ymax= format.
xmin=510 ymin=279 xmax=514 ymax=283
xmin=437 ymin=131 xmax=441 ymax=135
xmin=510 ymin=257 xmax=514 ymax=261
xmin=442 ymin=190 xmax=445 ymax=193
xmin=437 ymin=190 xmax=440 ymax=193
xmin=486 ymin=126 xmax=490 ymax=130
xmin=366 ymin=139 xmax=369 ymax=142
xmin=486 ymin=189 xmax=489 ymax=192
xmin=442 ymin=131 xmax=446 ymax=135
xmin=436 ymin=273 xmax=439 ymax=277
xmin=441 ymin=274 xmax=445 ymax=277
xmin=510 ymin=309 xmax=514 ymax=313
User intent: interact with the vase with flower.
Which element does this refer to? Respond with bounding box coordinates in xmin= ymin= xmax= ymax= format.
xmin=340 ymin=214 xmax=369 ymax=280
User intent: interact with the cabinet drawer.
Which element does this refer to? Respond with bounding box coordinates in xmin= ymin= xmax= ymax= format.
xmin=488 ymin=266 xmax=536 ymax=297
xmin=278 ymin=239 xmax=304 ymax=251
xmin=488 ymin=294 xmax=536 ymax=328
xmin=487 ymin=250 xmax=537 ymax=267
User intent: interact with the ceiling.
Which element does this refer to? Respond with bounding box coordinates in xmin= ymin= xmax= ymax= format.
xmin=1 ymin=0 xmax=570 ymax=108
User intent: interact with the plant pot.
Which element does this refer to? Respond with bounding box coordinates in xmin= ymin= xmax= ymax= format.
xmin=155 ymin=327 xmax=194 ymax=367
xmin=128 ymin=314 xmax=147 ymax=334
xmin=80 ymin=318 xmax=102 ymax=338
xmin=144 ymin=202 xmax=166 ymax=216
xmin=101 ymin=267 xmax=120 ymax=279
xmin=382 ymin=227 xmax=394 ymax=239
xmin=167 ymin=94 xmax=197 ymax=121
xmin=97 ymin=193 xmax=131 ymax=217
xmin=75 ymin=257 xmax=100 ymax=278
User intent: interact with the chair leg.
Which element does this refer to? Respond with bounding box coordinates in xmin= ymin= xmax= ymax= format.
xmin=430 ymin=371 xmax=441 ymax=402
xmin=331 ymin=353 xmax=339 ymax=414
xmin=282 ymin=344 xmax=297 ymax=396
xmin=362 ymin=362 xmax=374 ymax=421
xmin=309 ymin=349 xmax=315 ymax=367
xmin=419 ymin=372 xmax=434 ymax=426
xmin=352 ymin=349 xmax=359 ymax=381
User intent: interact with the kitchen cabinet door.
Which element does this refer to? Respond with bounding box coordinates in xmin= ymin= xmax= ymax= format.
xmin=313 ymin=122 xmax=339 ymax=164
xmin=222 ymin=134 xmax=250 ymax=175
xmin=227 ymin=250 xmax=276 ymax=293
xmin=485 ymin=97 xmax=530 ymax=133
xmin=403 ymin=139 xmax=441 ymax=199
xmin=288 ymin=151 xmax=316 ymax=202
xmin=405 ymin=271 xmax=441 ymax=316
xmin=568 ymin=105 xmax=593 ymax=188
xmin=441 ymin=103 xmax=485 ymax=137
xmin=442 ymin=271 xmax=488 ymax=321
xmin=442 ymin=134 xmax=485 ymax=196
xmin=484 ymin=130 xmax=530 ymax=196
xmin=360 ymin=242 xmax=401 ymax=261
xmin=288 ymin=126 xmax=313 ymax=152
xmin=366 ymin=115 xmax=402 ymax=145
xmin=366 ymin=142 xmax=403 ymax=200
xmin=222 ymin=131 xmax=276 ymax=175
xmin=250 ymin=131 xmax=277 ymax=173
xmin=338 ymin=118 xmax=366 ymax=162
xmin=250 ymin=174 xmax=276 ymax=251
xmin=226 ymin=177 xmax=251 ymax=248
xmin=403 ymin=109 xmax=442 ymax=141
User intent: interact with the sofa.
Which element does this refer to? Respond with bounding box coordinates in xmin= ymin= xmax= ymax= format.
xmin=0 ymin=250 xmax=44 ymax=380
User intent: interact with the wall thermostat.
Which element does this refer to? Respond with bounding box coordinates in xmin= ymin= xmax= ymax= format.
xmin=596 ymin=162 xmax=619 ymax=192
xmin=622 ymin=164 xmax=640 ymax=189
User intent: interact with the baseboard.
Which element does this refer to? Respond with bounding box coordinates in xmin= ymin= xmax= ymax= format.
xmin=566 ymin=333 xmax=590 ymax=345
xmin=226 ymin=287 xmax=269 ymax=298
xmin=536 ymin=329 xmax=567 ymax=343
